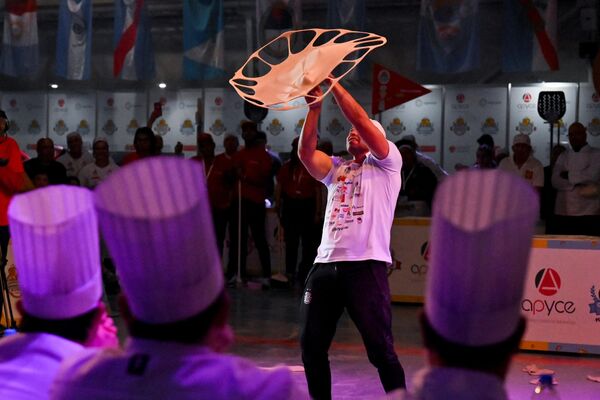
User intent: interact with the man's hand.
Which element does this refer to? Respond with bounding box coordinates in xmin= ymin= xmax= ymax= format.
xmin=306 ymin=85 xmax=323 ymax=110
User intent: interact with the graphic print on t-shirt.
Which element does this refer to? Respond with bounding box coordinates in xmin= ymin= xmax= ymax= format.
xmin=329 ymin=162 xmax=365 ymax=232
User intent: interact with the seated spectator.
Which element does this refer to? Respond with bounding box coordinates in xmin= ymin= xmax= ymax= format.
xmin=498 ymin=134 xmax=543 ymax=191
xmin=389 ymin=169 xmax=539 ymax=399
xmin=398 ymin=144 xmax=438 ymax=214
xmin=24 ymin=138 xmax=67 ymax=185
xmin=396 ymin=135 xmax=447 ymax=182
xmin=56 ymin=132 xmax=93 ymax=178
xmin=51 ymin=157 xmax=308 ymax=400
xmin=0 ymin=186 xmax=117 ymax=399
xmin=78 ymin=137 xmax=119 ymax=190
xmin=121 ymin=127 xmax=156 ymax=166
xmin=473 ymin=144 xmax=497 ymax=169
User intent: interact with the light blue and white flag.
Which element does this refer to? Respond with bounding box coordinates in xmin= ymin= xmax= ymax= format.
xmin=0 ymin=0 xmax=39 ymax=77
xmin=183 ymin=0 xmax=225 ymax=81
xmin=56 ymin=0 xmax=93 ymax=80
xmin=417 ymin=0 xmax=479 ymax=73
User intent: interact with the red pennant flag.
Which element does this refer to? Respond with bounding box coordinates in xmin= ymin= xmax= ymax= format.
xmin=371 ymin=63 xmax=431 ymax=115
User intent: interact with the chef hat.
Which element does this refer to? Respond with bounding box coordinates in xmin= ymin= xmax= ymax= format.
xmin=94 ymin=157 xmax=223 ymax=324
xmin=8 ymin=185 xmax=102 ymax=319
xmin=370 ymin=119 xmax=386 ymax=136
xmin=425 ymin=169 xmax=539 ymax=347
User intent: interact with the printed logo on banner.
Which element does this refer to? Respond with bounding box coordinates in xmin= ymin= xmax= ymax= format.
xmin=326 ymin=118 xmax=344 ymax=137
xmin=54 ymin=120 xmax=69 ymax=136
xmin=180 ymin=119 xmax=195 ymax=135
xmin=420 ymin=241 xmax=430 ymax=262
xmin=387 ymin=118 xmax=406 ymax=136
xmin=77 ymin=120 xmax=91 ymax=136
xmin=588 ymin=285 xmax=600 ymax=317
xmin=523 ymin=93 xmax=532 ymax=103
xmin=267 ymin=119 xmax=284 ymax=136
xmin=102 ymin=120 xmax=117 ymax=136
xmin=592 ymin=93 xmax=600 ymax=103
xmin=155 ymin=119 xmax=170 ymax=136
xmin=450 ymin=117 xmax=469 ymax=136
xmin=214 ymin=97 xmax=223 ymax=106
xmin=481 ymin=117 xmax=498 ymax=135
xmin=456 ymin=93 xmax=465 ymax=103
xmin=587 ymin=118 xmax=600 ymax=137
xmin=8 ymin=121 xmax=19 ymax=136
xmin=9 ymin=99 xmax=17 ymax=110
xmin=295 ymin=119 xmax=304 ymax=135
xmin=448 ymin=145 xmax=470 ymax=154
xmin=28 ymin=120 xmax=41 ymax=135
xmin=127 ymin=119 xmax=140 ymax=135
xmin=107 ymin=98 xmax=114 ymax=107
xmin=522 ymin=268 xmax=576 ymax=316
xmin=517 ymin=117 xmax=536 ymax=135
xmin=58 ymin=99 xmax=66 ymax=108
xmin=417 ymin=118 xmax=434 ymax=135
xmin=209 ymin=119 xmax=226 ymax=136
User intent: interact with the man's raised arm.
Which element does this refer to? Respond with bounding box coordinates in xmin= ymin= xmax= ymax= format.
xmin=298 ymin=86 xmax=332 ymax=180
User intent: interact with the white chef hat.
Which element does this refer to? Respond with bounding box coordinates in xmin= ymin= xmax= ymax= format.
xmin=94 ymin=157 xmax=223 ymax=324
xmin=8 ymin=185 xmax=102 ymax=319
xmin=370 ymin=119 xmax=386 ymax=136
xmin=425 ymin=169 xmax=539 ymax=347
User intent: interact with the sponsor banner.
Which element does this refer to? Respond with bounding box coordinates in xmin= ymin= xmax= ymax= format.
xmin=381 ymin=86 xmax=443 ymax=163
xmin=262 ymin=97 xmax=306 ymax=154
xmin=577 ymin=83 xmax=600 ymax=149
xmin=443 ymin=85 xmax=507 ymax=171
xmin=509 ymin=84 xmax=577 ymax=166
xmin=521 ymin=237 xmax=600 ymax=353
xmin=97 ymin=91 xmax=147 ymax=152
xmin=48 ymin=92 xmax=96 ymax=150
xmin=388 ymin=218 xmax=430 ymax=303
xmin=148 ymin=89 xmax=202 ymax=155
xmin=1 ymin=91 xmax=47 ymax=156
xmin=320 ymin=88 xmax=371 ymax=154
xmin=0 ymin=241 xmax=22 ymax=327
xmin=204 ymin=87 xmax=245 ymax=154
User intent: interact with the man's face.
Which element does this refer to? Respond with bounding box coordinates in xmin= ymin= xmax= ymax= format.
xmin=197 ymin=134 xmax=215 ymax=158
xmin=568 ymin=125 xmax=587 ymax=150
xmin=0 ymin=118 xmax=7 ymax=134
xmin=93 ymin=141 xmax=109 ymax=164
xmin=346 ymin=127 xmax=368 ymax=156
xmin=134 ymin=133 xmax=152 ymax=154
xmin=67 ymin=136 xmax=83 ymax=155
xmin=37 ymin=139 xmax=54 ymax=162
xmin=223 ymin=137 xmax=239 ymax=155
xmin=512 ymin=143 xmax=531 ymax=162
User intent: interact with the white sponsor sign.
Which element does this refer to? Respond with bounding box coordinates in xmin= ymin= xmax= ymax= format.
xmin=262 ymin=97 xmax=306 ymax=154
xmin=204 ymin=88 xmax=246 ymax=154
xmin=577 ymin=83 xmax=600 ymax=149
xmin=48 ymin=92 xmax=96 ymax=150
xmin=443 ymin=86 xmax=508 ymax=172
xmin=1 ymin=92 xmax=48 ymax=156
xmin=97 ymin=91 xmax=148 ymax=152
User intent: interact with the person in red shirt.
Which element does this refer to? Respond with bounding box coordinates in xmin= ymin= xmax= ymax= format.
xmin=276 ymin=137 xmax=319 ymax=285
xmin=0 ymin=109 xmax=26 ymax=327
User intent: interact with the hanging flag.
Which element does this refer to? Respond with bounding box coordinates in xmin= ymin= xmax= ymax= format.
xmin=256 ymin=0 xmax=302 ymax=51
xmin=417 ymin=0 xmax=479 ymax=73
xmin=0 ymin=0 xmax=39 ymax=77
xmin=371 ymin=63 xmax=431 ymax=115
xmin=503 ymin=0 xmax=558 ymax=72
xmin=56 ymin=0 xmax=92 ymax=80
xmin=327 ymin=0 xmax=365 ymax=31
xmin=113 ymin=0 xmax=155 ymax=80
xmin=183 ymin=0 xmax=225 ymax=81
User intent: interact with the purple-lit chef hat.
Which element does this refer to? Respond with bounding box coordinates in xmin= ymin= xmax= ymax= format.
xmin=370 ymin=119 xmax=386 ymax=136
xmin=425 ymin=169 xmax=539 ymax=346
xmin=94 ymin=157 xmax=223 ymax=324
xmin=8 ymin=186 xmax=102 ymax=319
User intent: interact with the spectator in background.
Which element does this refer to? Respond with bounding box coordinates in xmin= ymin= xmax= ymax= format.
xmin=396 ymin=135 xmax=447 ymax=182
xmin=51 ymin=157 xmax=308 ymax=400
xmin=154 ymin=135 xmax=164 ymax=155
xmin=121 ymin=127 xmax=156 ymax=166
xmin=542 ymin=144 xmax=566 ymax=234
xmin=0 ymin=185 xmax=117 ymax=399
xmin=498 ymin=134 xmax=543 ymax=191
xmin=24 ymin=138 xmax=67 ymax=185
xmin=389 ymin=170 xmax=539 ymax=400
xmin=473 ymin=144 xmax=497 ymax=170
xmin=78 ymin=138 xmax=119 ymax=190
xmin=223 ymin=134 xmax=240 ymax=156
xmin=256 ymin=131 xmax=282 ymax=206
xmin=57 ymin=132 xmax=93 ymax=178
xmin=552 ymin=122 xmax=600 ymax=236
xmin=398 ymin=144 xmax=438 ymax=213
xmin=276 ymin=137 xmax=319 ymax=285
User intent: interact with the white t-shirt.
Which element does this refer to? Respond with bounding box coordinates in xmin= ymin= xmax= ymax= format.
xmin=498 ymin=155 xmax=544 ymax=188
xmin=57 ymin=152 xmax=94 ymax=177
xmin=315 ymin=141 xmax=402 ymax=264
xmin=78 ymin=162 xmax=119 ymax=189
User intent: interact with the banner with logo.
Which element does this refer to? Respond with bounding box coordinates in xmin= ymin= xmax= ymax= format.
xmin=203 ymin=88 xmax=246 ymax=154
xmin=0 ymin=241 xmax=22 ymax=327
xmin=509 ymin=84 xmax=577 ymax=166
xmin=48 ymin=92 xmax=96 ymax=149
xmin=97 ymin=91 xmax=147 ymax=152
xmin=443 ymin=85 xmax=508 ymax=171
xmin=320 ymin=88 xmax=371 ymax=154
xmin=577 ymin=83 xmax=600 ymax=149
xmin=1 ymin=92 xmax=47 ymax=156
xmin=148 ymin=89 xmax=202 ymax=155
xmin=381 ymin=86 xmax=443 ymax=164
xmin=262 ymin=97 xmax=306 ymax=154
xmin=521 ymin=237 xmax=600 ymax=354
xmin=388 ymin=218 xmax=430 ymax=303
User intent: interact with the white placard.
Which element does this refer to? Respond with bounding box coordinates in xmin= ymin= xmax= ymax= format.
xmin=509 ymin=84 xmax=578 ymax=166
xmin=97 ymin=91 xmax=148 ymax=152
xmin=1 ymin=92 xmax=47 ymax=156
xmin=577 ymin=83 xmax=600 ymax=149
xmin=48 ymin=92 xmax=96 ymax=150
xmin=443 ymin=86 xmax=508 ymax=172
xmin=381 ymin=86 xmax=443 ymax=163
xmin=204 ymin=88 xmax=246 ymax=154
xmin=262 ymin=97 xmax=307 ymax=154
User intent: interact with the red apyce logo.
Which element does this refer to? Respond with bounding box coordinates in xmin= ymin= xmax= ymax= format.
xmin=523 ymin=93 xmax=532 ymax=103
xmin=456 ymin=94 xmax=465 ymax=103
xmin=535 ymin=268 xmax=561 ymax=296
